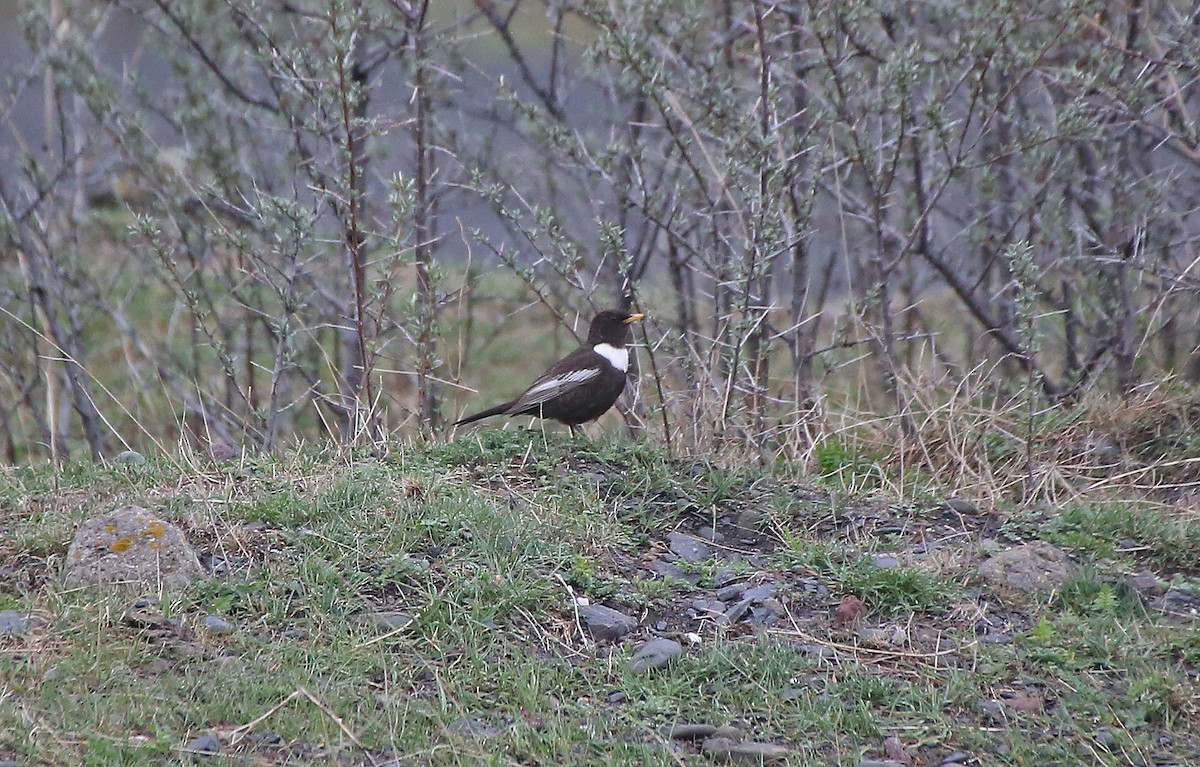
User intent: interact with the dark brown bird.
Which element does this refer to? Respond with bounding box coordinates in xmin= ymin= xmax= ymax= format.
xmin=454 ymin=309 xmax=644 ymax=436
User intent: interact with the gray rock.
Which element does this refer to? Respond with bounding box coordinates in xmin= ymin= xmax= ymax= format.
xmin=872 ymin=554 xmax=900 ymax=570
xmin=720 ymin=742 xmax=788 ymax=764
xmin=702 ymin=736 xmax=738 ymax=760
xmin=720 ymin=598 xmax=753 ymax=625
xmin=607 ymin=691 xmax=627 ymax=704
xmin=713 ymin=569 xmax=739 ymax=587
xmin=697 ymin=526 xmax=723 ymax=542
xmin=648 ymin=559 xmax=702 ymax=585
xmin=201 ymin=615 xmax=234 ymax=635
xmin=185 ymin=732 xmax=221 ymax=755
xmin=363 ymin=610 xmax=415 ymax=632
xmin=942 ymin=751 xmax=970 ymax=764
xmin=750 ymin=606 xmax=778 ymax=627
xmin=856 ymin=762 xmax=903 ymax=767
xmin=692 ymin=598 xmax=725 ymax=613
xmin=712 ymin=724 xmax=743 ymax=740
xmin=667 ymin=532 xmax=712 ymax=564
xmin=579 ymin=604 xmax=637 ymax=641
xmin=0 ymin=610 xmax=42 ymax=637
xmin=733 ymin=510 xmax=764 ymax=536
xmin=0 ymin=761 xmax=25 ymax=767
xmin=1126 ymin=570 xmax=1166 ymax=597
xmin=113 ymin=450 xmax=147 ymax=467
xmin=944 ymin=498 xmax=977 ymax=515
xmin=630 ymin=638 xmax=683 ymax=673
xmin=977 ymin=698 xmax=1006 ymax=723
xmin=795 ymin=643 xmax=837 ymax=659
xmin=64 ymin=506 xmax=204 ymax=589
xmin=715 ymin=584 xmax=744 ymax=602
xmin=445 ymin=717 xmax=501 ymax=739
xmin=661 ymin=723 xmax=717 ymax=740
xmin=742 ymin=583 xmax=777 ymax=602
xmin=1094 ymin=728 xmax=1118 ymax=749
xmin=857 ymin=627 xmax=890 ymax=645
xmin=977 ymin=542 xmax=1076 ymax=593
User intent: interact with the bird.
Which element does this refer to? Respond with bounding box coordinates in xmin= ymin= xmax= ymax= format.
xmin=454 ymin=309 xmax=644 ymax=436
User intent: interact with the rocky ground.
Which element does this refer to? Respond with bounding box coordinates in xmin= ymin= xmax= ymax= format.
xmin=1 ymin=432 xmax=1198 ymax=765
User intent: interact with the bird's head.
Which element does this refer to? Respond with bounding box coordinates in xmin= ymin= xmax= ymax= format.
xmin=587 ymin=309 xmax=644 ymax=346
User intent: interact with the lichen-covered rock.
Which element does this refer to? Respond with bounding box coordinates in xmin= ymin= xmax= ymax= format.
xmin=977 ymin=541 xmax=1076 ymax=593
xmin=64 ymin=506 xmax=203 ymax=589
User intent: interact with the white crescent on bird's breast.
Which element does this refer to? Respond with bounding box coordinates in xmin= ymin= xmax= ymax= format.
xmin=593 ymin=343 xmax=628 ymax=372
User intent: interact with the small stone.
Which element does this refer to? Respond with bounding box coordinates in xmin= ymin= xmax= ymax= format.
xmin=661 ymin=723 xmax=717 ymax=740
xmin=607 ymin=691 xmax=627 ymax=704
xmin=720 ymin=598 xmax=753 ymax=625
xmin=122 ymin=598 xmax=168 ymax=629
xmin=733 ymin=510 xmax=764 ymax=536
xmin=667 ymin=532 xmax=712 ymax=564
xmin=701 ymin=736 xmax=737 ymax=760
xmin=185 ymin=732 xmax=221 ymax=755
xmin=977 ymin=699 xmax=1006 ymax=723
xmin=883 ymin=736 xmax=911 ymax=764
xmin=1126 ymin=570 xmax=1165 ymax=597
xmin=201 ymin=615 xmax=234 ymax=635
xmin=856 ymin=761 xmax=902 ymax=767
xmin=857 ymin=628 xmax=889 ymax=645
xmin=630 ymin=638 xmax=683 ymax=673
xmin=872 ymin=554 xmax=900 ymax=569
xmin=750 ymin=606 xmax=778 ymax=627
xmin=725 ymin=741 xmax=788 ymax=764
xmin=941 ymin=751 xmax=970 ymax=764
xmin=649 ymin=560 xmax=701 ymax=585
xmin=697 ymin=526 xmax=723 ymax=543
xmin=579 ymin=604 xmax=637 ymax=641
xmin=794 ymin=643 xmax=837 ymax=659
xmin=713 ymin=569 xmax=739 ymax=587
xmin=742 ymin=583 xmax=777 ymax=602
xmin=944 ymin=498 xmax=977 ymax=515
xmin=445 ymin=717 xmax=501 ymax=739
xmin=712 ymin=724 xmax=743 ymax=741
xmin=715 ymin=584 xmax=745 ymax=602
xmin=0 ymin=610 xmax=41 ymax=637
xmin=692 ymin=599 xmax=726 ymax=615
xmin=114 ymin=450 xmax=147 ymax=467
xmin=1094 ymin=729 xmax=1118 ymax=749
xmin=887 ymin=626 xmax=907 ymax=645
xmin=362 ymin=611 xmax=415 ymax=632
xmin=980 ymin=631 xmax=1014 ymax=645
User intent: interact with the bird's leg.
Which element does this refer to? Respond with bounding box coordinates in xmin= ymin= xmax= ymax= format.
xmin=569 ymin=424 xmax=580 ymax=440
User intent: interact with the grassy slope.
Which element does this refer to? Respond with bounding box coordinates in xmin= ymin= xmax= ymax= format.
xmin=1 ymin=431 xmax=1198 ymax=766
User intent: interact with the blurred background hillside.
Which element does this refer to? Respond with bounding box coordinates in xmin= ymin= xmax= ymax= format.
xmin=2 ymin=0 xmax=1199 ymax=502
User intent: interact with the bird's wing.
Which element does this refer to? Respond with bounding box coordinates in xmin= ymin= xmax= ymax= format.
xmin=506 ymin=366 xmax=603 ymax=413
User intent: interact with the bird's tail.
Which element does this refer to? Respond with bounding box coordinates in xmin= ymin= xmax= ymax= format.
xmin=453 ymin=401 xmax=514 ymax=426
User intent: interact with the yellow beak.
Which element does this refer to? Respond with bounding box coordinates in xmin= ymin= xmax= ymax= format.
xmin=624 ymin=313 xmax=645 ymax=324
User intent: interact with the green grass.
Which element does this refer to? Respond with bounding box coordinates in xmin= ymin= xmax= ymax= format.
xmin=2 ymin=436 xmax=1198 ymax=766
